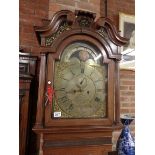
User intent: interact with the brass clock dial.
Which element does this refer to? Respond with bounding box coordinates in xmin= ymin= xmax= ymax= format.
xmin=53 ymin=42 xmax=107 ymax=118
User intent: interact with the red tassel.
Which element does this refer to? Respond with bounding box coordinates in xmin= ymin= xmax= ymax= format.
xmin=47 ymin=84 xmax=55 ymax=105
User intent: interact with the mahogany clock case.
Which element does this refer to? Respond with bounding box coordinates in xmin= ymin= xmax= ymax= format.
xmin=32 ymin=10 xmax=128 ymax=155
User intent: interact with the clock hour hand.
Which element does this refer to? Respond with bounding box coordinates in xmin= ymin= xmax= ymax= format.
xmin=78 ymin=77 xmax=87 ymax=89
xmin=80 ymin=78 xmax=85 ymax=85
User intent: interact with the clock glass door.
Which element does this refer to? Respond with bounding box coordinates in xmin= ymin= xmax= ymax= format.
xmin=52 ymin=42 xmax=108 ymax=118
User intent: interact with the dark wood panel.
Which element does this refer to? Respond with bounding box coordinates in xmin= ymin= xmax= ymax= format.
xmin=44 ymin=137 xmax=111 ymax=147
xmin=19 ymin=50 xmax=38 ymax=76
xmin=19 ymin=79 xmax=32 ymax=155
xmin=19 ymin=52 xmax=38 ymax=155
xmin=108 ymin=151 xmax=118 ymax=155
xmin=44 ymin=145 xmax=112 ymax=155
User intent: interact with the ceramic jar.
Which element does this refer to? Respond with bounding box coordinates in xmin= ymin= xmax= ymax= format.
xmin=116 ymin=115 xmax=135 ymax=155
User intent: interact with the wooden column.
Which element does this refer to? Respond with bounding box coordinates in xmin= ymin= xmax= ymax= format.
xmin=115 ymin=61 xmax=120 ymax=124
xmin=34 ymin=53 xmax=46 ymax=128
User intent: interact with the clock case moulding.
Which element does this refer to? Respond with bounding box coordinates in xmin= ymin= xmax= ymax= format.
xmin=33 ymin=10 xmax=129 ymax=154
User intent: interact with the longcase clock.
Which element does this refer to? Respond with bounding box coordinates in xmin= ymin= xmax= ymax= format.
xmin=33 ymin=10 xmax=128 ymax=155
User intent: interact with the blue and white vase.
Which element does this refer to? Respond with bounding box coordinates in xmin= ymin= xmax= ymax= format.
xmin=116 ymin=115 xmax=135 ymax=155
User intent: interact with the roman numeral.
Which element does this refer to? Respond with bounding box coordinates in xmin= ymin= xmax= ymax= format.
xmin=96 ymin=89 xmax=104 ymax=92
xmin=81 ymin=68 xmax=84 ymax=73
xmin=95 ymin=97 xmax=100 ymax=102
xmin=58 ymin=96 xmax=68 ymax=104
xmin=94 ymin=79 xmax=103 ymax=83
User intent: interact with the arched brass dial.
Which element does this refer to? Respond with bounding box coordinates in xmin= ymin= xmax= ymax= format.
xmin=53 ymin=42 xmax=107 ymax=118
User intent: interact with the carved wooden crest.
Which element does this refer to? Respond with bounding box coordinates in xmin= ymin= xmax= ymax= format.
xmin=35 ymin=10 xmax=128 ymax=61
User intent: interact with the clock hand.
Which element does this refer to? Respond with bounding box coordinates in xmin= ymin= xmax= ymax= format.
xmin=79 ymin=78 xmax=87 ymax=89
xmin=80 ymin=79 xmax=84 ymax=85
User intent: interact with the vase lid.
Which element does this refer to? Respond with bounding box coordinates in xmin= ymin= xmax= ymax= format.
xmin=120 ymin=114 xmax=135 ymax=125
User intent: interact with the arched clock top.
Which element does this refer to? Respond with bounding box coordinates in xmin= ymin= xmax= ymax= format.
xmin=35 ymin=10 xmax=129 ymax=61
xmin=34 ymin=10 xmax=75 ymax=44
xmin=95 ymin=17 xmax=129 ymax=46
